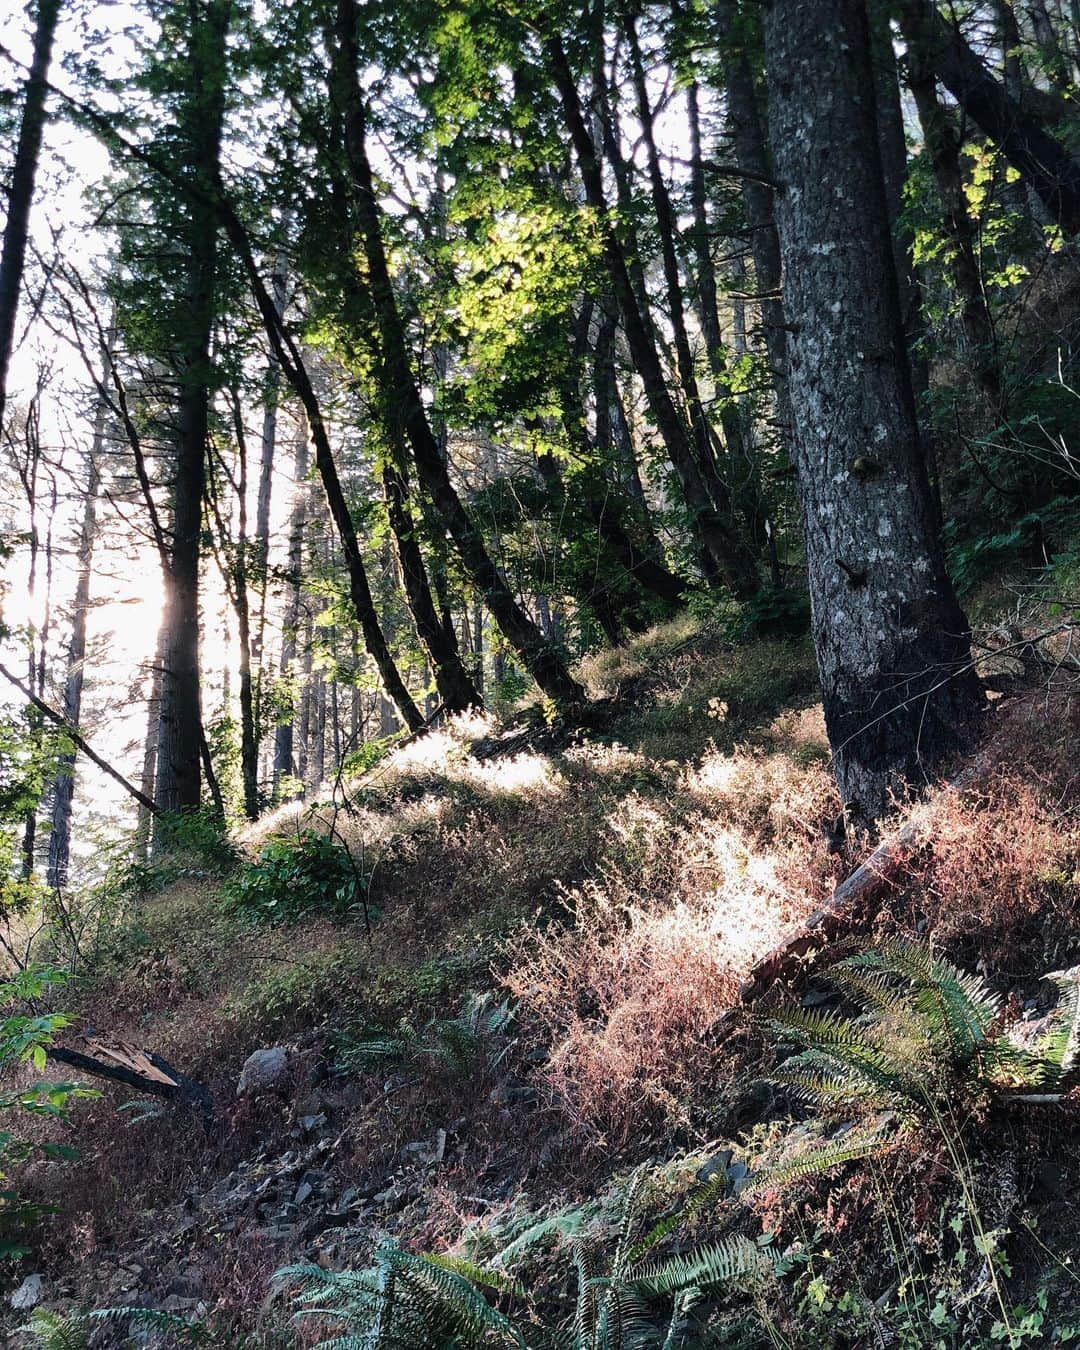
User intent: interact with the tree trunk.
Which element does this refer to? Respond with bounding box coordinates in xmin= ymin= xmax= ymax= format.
xmin=155 ymin=0 xmax=230 ymax=815
xmin=251 ymin=261 xmax=286 ymax=745
xmin=0 ymin=0 xmax=62 ymax=428
xmin=623 ymin=13 xmax=760 ymax=580
xmin=764 ymin=0 xmax=984 ymax=827
xmin=868 ymin=0 xmax=941 ymax=523
xmin=273 ymin=421 xmax=309 ymax=795
xmin=47 ymin=429 xmax=101 ymax=888
xmin=716 ymin=0 xmax=794 ymax=455
xmin=137 ymin=625 xmax=164 ymax=863
xmin=903 ymin=20 xmax=1006 ymax=417
xmin=382 ymin=459 xmax=482 ymax=713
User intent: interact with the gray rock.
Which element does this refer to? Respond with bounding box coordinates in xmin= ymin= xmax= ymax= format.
xmin=10 ymin=1272 xmax=44 ymax=1309
xmin=237 ymin=1047 xmax=289 ymax=1096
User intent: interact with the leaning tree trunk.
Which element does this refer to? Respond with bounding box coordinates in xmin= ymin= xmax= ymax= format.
xmin=902 ymin=13 xmax=1006 ymax=419
xmin=895 ymin=0 xmax=1080 ymax=235
xmin=382 ymin=457 xmax=482 ymax=713
xmin=764 ymin=0 xmax=984 ymax=828
xmin=0 ymin=0 xmax=62 ymax=428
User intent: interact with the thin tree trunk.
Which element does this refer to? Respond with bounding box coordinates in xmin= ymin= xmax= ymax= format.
xmin=382 ymin=458 xmax=482 ymax=712
xmin=47 ymin=427 xmax=102 ymax=888
xmin=273 ymin=420 xmax=309 ymax=795
xmin=623 ymin=14 xmax=761 ymax=578
xmin=764 ymin=0 xmax=984 ymax=827
xmin=903 ymin=20 xmax=1006 ymax=417
xmin=137 ymin=625 xmax=164 ymax=863
xmin=0 ymin=0 xmax=62 ymax=427
xmin=251 ymin=261 xmax=286 ymax=745
xmin=546 ymin=33 xmax=759 ymax=598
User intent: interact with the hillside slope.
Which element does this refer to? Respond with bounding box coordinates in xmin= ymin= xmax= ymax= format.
xmin=5 ymin=615 xmax=1080 ymax=1347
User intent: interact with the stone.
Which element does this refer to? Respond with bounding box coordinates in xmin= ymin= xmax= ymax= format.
xmin=237 ymin=1047 xmax=289 ymax=1096
xmin=10 ymin=1273 xmax=44 ymax=1309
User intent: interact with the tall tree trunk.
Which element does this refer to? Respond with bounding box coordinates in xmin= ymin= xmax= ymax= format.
xmin=716 ymin=0 xmax=794 ymax=456
xmin=868 ymin=0 xmax=941 ymax=523
xmin=764 ymin=0 xmax=984 ymax=827
xmin=137 ymin=627 xmax=164 ymax=864
xmin=155 ymin=0 xmax=230 ymax=815
xmin=333 ymin=0 xmax=585 ymax=707
xmin=251 ymin=261 xmax=286 ymax=744
xmin=623 ymin=12 xmax=756 ymax=551
xmin=0 ymin=0 xmax=62 ymax=428
xmin=47 ymin=425 xmax=102 ymax=888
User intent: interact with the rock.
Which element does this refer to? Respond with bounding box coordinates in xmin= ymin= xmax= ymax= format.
xmin=10 ymin=1273 xmax=44 ymax=1309
xmin=237 ymin=1047 xmax=289 ymax=1096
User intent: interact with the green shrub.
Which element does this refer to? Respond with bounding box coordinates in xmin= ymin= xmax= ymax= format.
xmin=0 ymin=966 xmax=97 ymax=1259
xmin=222 ymin=830 xmax=366 ymax=925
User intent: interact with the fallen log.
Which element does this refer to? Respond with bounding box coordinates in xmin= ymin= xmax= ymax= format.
xmin=736 ymin=813 xmax=932 ymax=1008
xmin=48 ymin=1039 xmax=214 ymax=1123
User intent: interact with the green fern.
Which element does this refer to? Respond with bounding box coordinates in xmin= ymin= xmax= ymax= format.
xmin=1027 ymin=966 xmax=1080 ymax=1086
xmin=632 ymin=1235 xmax=772 ymax=1298
xmin=760 ymin=937 xmax=1075 ymax=1120
xmin=21 ymin=1309 xmax=91 ymax=1350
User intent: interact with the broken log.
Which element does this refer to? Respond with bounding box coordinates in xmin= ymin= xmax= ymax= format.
xmin=48 ymin=1039 xmax=214 ymax=1123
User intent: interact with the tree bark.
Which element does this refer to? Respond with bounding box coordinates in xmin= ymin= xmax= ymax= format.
xmin=273 ymin=420 xmax=309 ymax=795
xmin=0 ymin=0 xmax=62 ymax=428
xmin=715 ymin=0 xmax=794 ymax=455
xmin=764 ymin=0 xmax=984 ymax=827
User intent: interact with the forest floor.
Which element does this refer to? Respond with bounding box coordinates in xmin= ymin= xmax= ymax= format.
xmin=4 ymin=604 xmax=1080 ymax=1346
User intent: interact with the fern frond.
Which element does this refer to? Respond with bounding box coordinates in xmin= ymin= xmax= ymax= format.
xmin=622 ymin=1163 xmax=733 ymax=1268
xmin=488 ymin=1209 xmax=589 ymax=1270
xmin=766 ymin=1053 xmax=910 ymax=1110
xmin=90 ymin=1307 xmax=215 ymax=1344
xmin=422 ymin=1250 xmax=523 ymax=1296
xmin=386 ymin=1240 xmax=524 ymax=1346
xmin=839 ymin=940 xmax=998 ymax=1064
xmin=632 ymin=1236 xmax=771 ymax=1297
xmin=741 ymin=1130 xmax=888 ymax=1195
xmin=611 ymin=1164 xmax=651 ymax=1274
xmin=1030 ymin=968 xmax=1080 ymax=1085
xmin=21 ymin=1308 xmax=91 ymax=1350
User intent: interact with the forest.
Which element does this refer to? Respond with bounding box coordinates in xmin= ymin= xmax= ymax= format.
xmin=0 ymin=0 xmax=1079 ymax=1343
